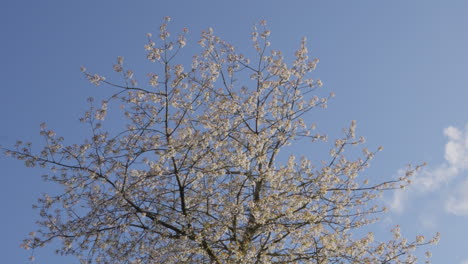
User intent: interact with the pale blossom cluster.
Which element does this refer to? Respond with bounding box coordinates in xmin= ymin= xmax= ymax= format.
xmin=86 ymin=73 xmax=106 ymax=86
xmin=4 ymin=18 xmax=437 ymax=264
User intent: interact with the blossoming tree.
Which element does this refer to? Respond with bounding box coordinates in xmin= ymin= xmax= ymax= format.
xmin=5 ymin=17 xmax=438 ymax=263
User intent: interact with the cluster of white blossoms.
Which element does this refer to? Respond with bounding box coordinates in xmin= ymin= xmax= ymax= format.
xmin=5 ymin=18 xmax=437 ymax=263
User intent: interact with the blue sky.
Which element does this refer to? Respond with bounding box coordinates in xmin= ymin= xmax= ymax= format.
xmin=1 ymin=0 xmax=468 ymax=263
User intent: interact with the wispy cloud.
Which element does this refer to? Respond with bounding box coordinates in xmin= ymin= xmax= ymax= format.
xmin=444 ymin=126 xmax=468 ymax=170
xmin=446 ymin=179 xmax=468 ymax=216
xmin=389 ymin=125 xmax=468 ymax=216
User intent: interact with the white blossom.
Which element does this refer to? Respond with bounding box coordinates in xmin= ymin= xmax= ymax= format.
xmin=5 ymin=20 xmax=436 ymax=264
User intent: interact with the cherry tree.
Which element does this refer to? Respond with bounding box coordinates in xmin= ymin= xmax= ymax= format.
xmin=5 ymin=17 xmax=438 ymax=263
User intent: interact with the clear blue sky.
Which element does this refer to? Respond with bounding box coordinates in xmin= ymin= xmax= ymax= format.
xmin=2 ymin=1 xmax=468 ymax=263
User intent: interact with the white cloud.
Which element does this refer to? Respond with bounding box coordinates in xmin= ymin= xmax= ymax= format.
xmin=389 ymin=164 xmax=458 ymax=213
xmin=446 ymin=179 xmax=468 ymax=216
xmin=389 ymin=125 xmax=468 ymax=216
xmin=444 ymin=125 xmax=468 ymax=169
xmin=389 ymin=187 xmax=407 ymax=213
xmin=414 ymin=164 xmax=458 ymax=192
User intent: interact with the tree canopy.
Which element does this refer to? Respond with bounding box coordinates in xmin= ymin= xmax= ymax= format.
xmin=5 ymin=17 xmax=438 ymax=263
